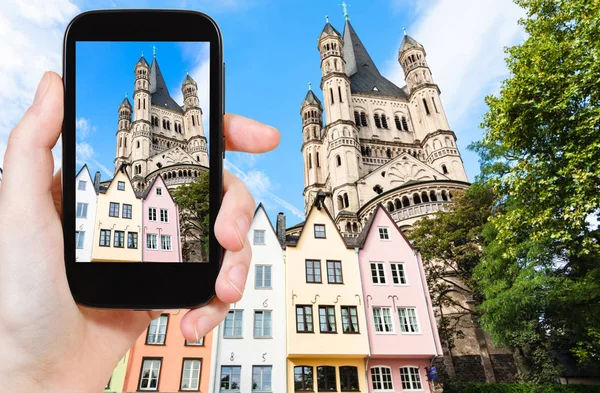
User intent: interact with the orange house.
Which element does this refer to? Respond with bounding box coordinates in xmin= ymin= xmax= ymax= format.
xmin=123 ymin=310 xmax=213 ymax=392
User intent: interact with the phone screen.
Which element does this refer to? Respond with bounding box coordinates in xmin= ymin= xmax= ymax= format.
xmin=75 ymin=41 xmax=210 ymax=263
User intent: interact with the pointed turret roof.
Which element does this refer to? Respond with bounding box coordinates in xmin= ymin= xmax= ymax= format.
xmin=399 ymin=34 xmax=423 ymax=53
xmin=150 ymin=57 xmax=184 ymax=113
xmin=301 ymin=89 xmax=322 ymax=108
xmin=320 ymin=22 xmax=341 ymax=37
xmin=182 ymin=73 xmax=197 ymax=87
xmin=120 ymin=96 xmax=132 ymax=109
xmin=343 ymin=20 xmax=407 ymax=99
xmin=136 ymin=55 xmax=149 ymax=68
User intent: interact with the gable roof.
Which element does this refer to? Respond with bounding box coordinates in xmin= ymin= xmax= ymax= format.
xmin=399 ymin=34 xmax=423 ymax=53
xmin=75 ymin=164 xmax=93 ymax=183
xmin=98 ymin=164 xmax=136 ymax=196
xmin=343 ymin=20 xmax=407 ymax=99
xmin=356 ymin=204 xmax=415 ymax=250
xmin=301 ymin=89 xmax=322 ymax=109
xmin=254 ymin=203 xmax=285 ymax=249
xmin=150 ymin=57 xmax=184 ymax=114
xmin=320 ymin=22 xmax=341 ymax=37
xmin=141 ymin=174 xmax=177 ymax=204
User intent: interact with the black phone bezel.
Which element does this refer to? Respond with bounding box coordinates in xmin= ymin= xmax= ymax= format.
xmin=63 ymin=10 xmax=224 ymax=309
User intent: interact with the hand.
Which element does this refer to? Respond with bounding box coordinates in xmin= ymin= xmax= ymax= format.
xmin=0 ymin=72 xmax=280 ymax=393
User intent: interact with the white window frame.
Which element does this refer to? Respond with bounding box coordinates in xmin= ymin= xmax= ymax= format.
xmin=253 ymin=229 xmax=265 ymax=245
xmin=181 ymin=359 xmax=202 ymax=391
xmin=255 ymin=265 xmax=272 ymax=289
xmin=185 ymin=336 xmax=205 ymax=346
xmin=160 ymin=235 xmax=172 ymax=251
xmin=372 ymin=307 xmax=395 ymax=333
xmin=397 ymin=307 xmax=420 ymax=334
xmin=139 ymin=359 xmax=162 ymax=391
xmin=252 ymin=365 xmax=272 ymax=392
xmin=156 ymin=187 xmax=163 ymax=196
xmin=148 ymin=207 xmax=157 ymax=221
xmin=75 ymin=231 xmax=85 ymax=249
xmin=390 ymin=262 xmax=408 ymax=285
xmin=224 ymin=310 xmax=243 ymax=338
xmin=78 ymin=180 xmax=86 ymax=191
xmin=220 ymin=366 xmax=241 ymax=392
xmin=146 ymin=315 xmax=168 ymax=345
xmin=370 ymin=262 xmax=387 ymax=285
xmin=76 ymin=202 xmax=88 ymax=218
xmin=253 ymin=310 xmax=272 ymax=338
xmin=146 ymin=234 xmax=158 ymax=250
xmin=370 ymin=366 xmax=394 ymax=391
xmin=378 ymin=227 xmax=390 ymax=240
xmin=160 ymin=208 xmax=169 ymax=223
xmin=399 ymin=366 xmax=423 ymax=391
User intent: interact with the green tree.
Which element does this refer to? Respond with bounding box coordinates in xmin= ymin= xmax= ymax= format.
xmin=470 ymin=0 xmax=600 ymax=382
xmin=408 ymin=183 xmax=495 ymax=351
xmin=172 ymin=171 xmax=210 ymax=262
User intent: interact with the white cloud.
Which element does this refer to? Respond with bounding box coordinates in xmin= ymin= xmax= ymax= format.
xmin=76 ymin=117 xmax=96 ymax=140
xmin=384 ymin=0 xmax=525 ymax=132
xmin=225 ymin=159 xmax=304 ymax=220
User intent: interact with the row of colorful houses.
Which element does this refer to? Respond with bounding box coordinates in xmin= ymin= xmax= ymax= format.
xmin=76 ymin=165 xmax=182 ymax=262
xmin=106 ymin=193 xmax=442 ymax=393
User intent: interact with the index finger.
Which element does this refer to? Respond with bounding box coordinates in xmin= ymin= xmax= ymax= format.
xmin=224 ymin=114 xmax=280 ymax=153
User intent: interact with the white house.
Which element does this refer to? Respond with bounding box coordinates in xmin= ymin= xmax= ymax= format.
xmin=75 ymin=165 xmax=98 ymax=262
xmin=208 ymin=204 xmax=287 ymax=393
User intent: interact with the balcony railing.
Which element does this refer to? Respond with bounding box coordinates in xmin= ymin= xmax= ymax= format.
xmin=390 ymin=202 xmax=450 ymax=221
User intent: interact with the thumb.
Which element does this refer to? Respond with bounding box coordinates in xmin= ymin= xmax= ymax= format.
xmin=1 ymin=72 xmax=63 ymax=202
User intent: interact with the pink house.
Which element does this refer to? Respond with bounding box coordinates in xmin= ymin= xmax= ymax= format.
xmin=141 ymin=175 xmax=182 ymax=262
xmin=357 ymin=205 xmax=443 ymax=392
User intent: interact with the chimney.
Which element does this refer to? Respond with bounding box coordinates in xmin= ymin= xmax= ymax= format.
xmin=94 ymin=171 xmax=101 ymax=193
xmin=276 ymin=212 xmax=286 ymax=249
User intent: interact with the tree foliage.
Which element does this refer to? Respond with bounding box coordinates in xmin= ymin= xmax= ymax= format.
xmin=171 ymin=171 xmax=210 ymax=262
xmin=469 ymin=0 xmax=600 ymax=382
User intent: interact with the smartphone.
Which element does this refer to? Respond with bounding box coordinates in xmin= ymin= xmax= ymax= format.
xmin=62 ymin=10 xmax=224 ymax=309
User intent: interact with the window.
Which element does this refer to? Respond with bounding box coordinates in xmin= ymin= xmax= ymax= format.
xmin=316 ymin=152 xmax=320 ymax=167
xmin=139 ymin=358 xmax=162 ymax=391
xmin=252 ymin=366 xmax=272 ymax=392
xmin=400 ymin=367 xmax=422 ymax=391
xmin=220 ymin=366 xmax=241 ymax=391
xmin=327 ymin=261 xmax=343 ymax=284
xmin=373 ymin=307 xmax=394 ymax=333
xmin=122 ymin=204 xmax=132 ymax=219
xmin=161 ymin=235 xmax=172 ymax=251
xmin=442 ymin=164 xmax=448 ymax=174
xmin=336 ymin=155 xmax=341 ymax=167
xmin=314 ymin=224 xmax=326 ymax=239
xmin=340 ymin=366 xmax=359 ymax=391
xmin=319 ymin=306 xmax=336 ymax=333
xmin=75 ymin=231 xmax=85 ymax=249
xmin=374 ymin=113 xmax=382 ymax=128
xmin=402 ymin=117 xmax=409 ymax=131
xmin=317 ymin=366 xmax=337 ymax=391
xmin=394 ymin=116 xmax=402 ymax=130
xmin=185 ymin=336 xmax=205 ymax=346
xmin=398 ymin=307 xmax=419 ymax=333
xmin=254 ymin=310 xmax=272 ymax=338
xmin=114 ymin=231 xmax=125 ymax=248
xmin=253 ymin=230 xmax=265 ymax=245
xmin=341 ymin=306 xmax=359 ymax=333
xmin=148 ymin=207 xmax=157 ymax=221
xmin=354 ymin=111 xmax=360 ymax=125
xmin=390 ymin=263 xmax=407 ymax=285
xmin=76 ymin=202 xmax=88 ymax=218
xmin=181 ymin=359 xmax=201 ymax=391
xmin=224 ymin=310 xmax=243 ymax=338
xmin=431 ymin=97 xmax=439 ymax=113
xmin=360 ymin=112 xmax=368 ymax=126
xmin=156 ymin=187 xmax=163 ymax=196
xmin=146 ymin=234 xmax=158 ymax=250
xmin=370 ymin=367 xmax=393 ymax=391
xmin=305 ymin=260 xmax=322 ymax=283
xmin=99 ymin=229 xmax=111 ymax=247
xmin=128 ymin=232 xmax=138 ymax=249
xmin=308 ymin=153 xmax=312 ymax=169
xmin=294 ymin=366 xmax=314 ymax=391
xmin=117 ymin=181 xmax=125 ymax=191
xmin=378 ymin=227 xmax=389 ymax=240
xmin=192 ymin=116 xmax=196 ymax=126
xmin=109 ymin=202 xmax=119 ymax=217
xmin=78 ymin=180 xmax=86 ymax=191
xmin=255 ymin=265 xmax=272 ymax=289
xmin=338 ymin=86 xmax=343 ymax=103
xmin=381 ymin=114 xmax=388 ymax=129
xmin=160 ymin=208 xmax=169 ymax=222
xmin=370 ymin=263 xmax=386 ymax=284
xmin=422 ymin=98 xmax=430 ymax=115
xmin=296 ymin=305 xmax=313 ymax=332
xmin=146 ymin=315 xmax=168 ymax=345
xmin=330 ymin=88 xmax=334 ymax=104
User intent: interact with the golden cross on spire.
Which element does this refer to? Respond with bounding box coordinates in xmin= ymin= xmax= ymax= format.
xmin=340 ymin=1 xmax=350 ymax=20
xmin=152 ymin=45 xmax=157 ymax=57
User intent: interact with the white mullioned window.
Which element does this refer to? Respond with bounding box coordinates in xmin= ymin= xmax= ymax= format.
xmin=181 ymin=359 xmax=201 ymax=391
xmin=378 ymin=227 xmax=389 ymax=240
xmin=373 ymin=307 xmax=394 ymax=333
xmin=75 ymin=231 xmax=85 ymax=249
xmin=255 ymin=265 xmax=272 ymax=289
xmin=160 ymin=208 xmax=168 ymax=222
xmin=398 ymin=307 xmax=420 ymax=333
xmin=252 ymin=366 xmax=272 ymax=392
xmin=370 ymin=367 xmax=393 ymax=391
xmin=253 ymin=229 xmax=265 ymax=245
xmin=390 ymin=263 xmax=407 ymax=285
xmin=399 ymin=367 xmax=423 ymax=390
xmin=160 ymin=235 xmax=172 ymax=251
xmin=78 ymin=180 xmax=86 ymax=190
xmin=76 ymin=202 xmax=88 ymax=218
xmin=147 ymin=234 xmax=158 ymax=250
xmin=149 ymin=207 xmax=157 ymax=221
xmin=146 ymin=315 xmax=168 ymax=344
xmin=370 ymin=262 xmax=387 ymax=284
xmin=139 ymin=359 xmax=162 ymax=390
xmin=254 ymin=310 xmax=272 ymax=338
xmin=224 ymin=310 xmax=243 ymax=338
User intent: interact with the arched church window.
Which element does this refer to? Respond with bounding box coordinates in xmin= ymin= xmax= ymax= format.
xmin=119 ymin=137 xmax=122 ymax=148
xmin=162 ymin=119 xmax=166 ymax=128
xmin=192 ymin=116 xmax=196 ymax=126
xmin=143 ymin=99 xmax=146 ymax=109
xmin=413 ymin=193 xmax=422 ymax=204
xmin=423 ymin=99 xmax=431 ymax=115
xmin=430 ymin=191 xmax=437 ymax=201
xmin=197 ymin=156 xmax=200 ymax=162
xmin=360 ymin=112 xmax=368 ymax=126
xmin=344 ymin=193 xmax=349 ymax=208
xmin=157 ymin=163 xmax=162 ymax=169
xmin=432 ymin=97 xmax=439 ymax=113
xmin=354 ymin=111 xmax=360 ymax=125
xmin=449 ymin=191 xmax=453 ymax=200
xmin=386 ymin=148 xmax=391 ymax=158
xmin=441 ymin=164 xmax=448 ymax=174
xmin=373 ymin=113 xmax=382 ymax=128
xmin=445 ymin=137 xmax=451 ymax=147
xmin=330 ymin=88 xmax=335 ymax=104
xmin=402 ymin=117 xmax=409 ymax=131
xmin=421 ymin=192 xmax=429 ymax=203
xmin=387 ymin=201 xmax=394 ymax=212
xmin=338 ymin=86 xmax=343 ymax=103
xmin=308 ymin=153 xmax=312 ymax=169
xmin=373 ymin=185 xmax=383 ymax=194
xmin=316 ymin=152 xmax=320 ymax=167
xmin=394 ymin=116 xmax=402 ymax=130
xmin=138 ymin=99 xmax=140 ymax=109
xmin=441 ymin=190 xmax=448 ymax=201
xmin=167 ymin=142 xmax=171 ymax=148
xmin=402 ymin=196 xmax=410 ymax=207
xmin=124 ymin=138 xmax=127 ymax=148
xmin=381 ymin=114 xmax=388 ymax=129
xmin=178 ymin=170 xmax=183 ymax=177
xmin=337 ymin=195 xmax=344 ymax=210
xmin=336 ymin=155 xmax=341 ymax=167
xmin=346 ymin=222 xmax=351 ymax=232
xmin=334 ymin=59 xmax=338 ymax=71
xmin=137 ymin=141 xmax=140 ymax=149
xmin=394 ymin=199 xmax=402 ymax=210
xmin=352 ymin=222 xmax=358 ymax=232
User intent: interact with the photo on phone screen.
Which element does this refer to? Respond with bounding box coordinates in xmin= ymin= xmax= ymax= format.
xmin=75 ymin=41 xmax=210 ymax=263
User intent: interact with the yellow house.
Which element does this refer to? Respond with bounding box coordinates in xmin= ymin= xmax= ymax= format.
xmin=91 ymin=168 xmax=142 ymax=262
xmin=285 ymin=193 xmax=370 ymax=393
xmin=104 ymin=352 xmax=129 ymax=393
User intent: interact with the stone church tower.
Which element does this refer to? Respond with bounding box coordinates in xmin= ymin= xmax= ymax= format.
xmin=296 ymin=16 xmax=516 ymax=383
xmin=114 ymin=53 xmax=209 ymax=192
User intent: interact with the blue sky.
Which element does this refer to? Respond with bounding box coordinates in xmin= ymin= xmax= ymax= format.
xmin=0 ymin=0 xmax=525 ymax=225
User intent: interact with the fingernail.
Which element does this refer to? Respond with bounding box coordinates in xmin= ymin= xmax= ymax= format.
xmin=34 ymin=72 xmax=50 ymax=105
xmin=228 ymin=264 xmax=246 ymax=297
xmin=235 ymin=215 xmax=250 ymax=249
xmin=195 ymin=317 xmax=211 ymax=339
xmin=193 ymin=323 xmax=200 ymax=343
